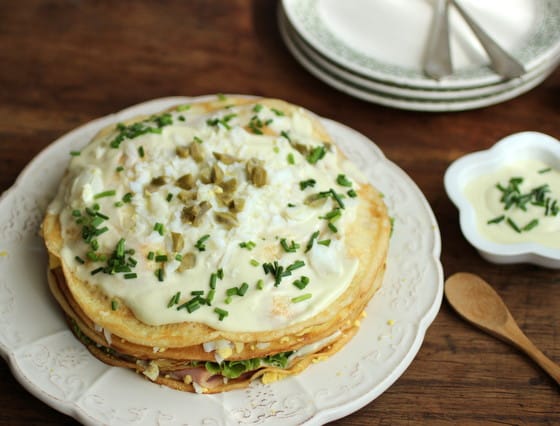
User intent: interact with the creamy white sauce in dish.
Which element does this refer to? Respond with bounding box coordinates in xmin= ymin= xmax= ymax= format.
xmin=49 ymin=99 xmax=366 ymax=332
xmin=464 ymin=159 xmax=560 ymax=248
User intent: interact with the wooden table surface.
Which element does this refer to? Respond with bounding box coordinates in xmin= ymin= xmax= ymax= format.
xmin=1 ymin=1 xmax=559 ymax=424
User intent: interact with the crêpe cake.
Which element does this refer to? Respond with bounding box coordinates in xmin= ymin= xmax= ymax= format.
xmin=42 ymin=95 xmax=391 ymax=393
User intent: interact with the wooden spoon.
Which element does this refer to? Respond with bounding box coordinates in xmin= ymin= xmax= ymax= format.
xmin=445 ymin=272 xmax=560 ymax=385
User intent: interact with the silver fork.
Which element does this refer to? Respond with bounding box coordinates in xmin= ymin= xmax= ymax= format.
xmin=451 ymin=0 xmax=526 ymax=79
xmin=423 ymin=0 xmax=526 ymax=80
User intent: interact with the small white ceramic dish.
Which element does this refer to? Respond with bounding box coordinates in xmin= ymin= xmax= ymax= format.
xmin=445 ymin=131 xmax=560 ymax=268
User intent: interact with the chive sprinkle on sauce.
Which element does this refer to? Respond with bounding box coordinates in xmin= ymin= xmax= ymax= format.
xmin=195 ymin=234 xmax=210 ymax=251
xmin=291 ymin=293 xmax=312 ymax=303
xmin=94 ymin=190 xmax=117 ymax=199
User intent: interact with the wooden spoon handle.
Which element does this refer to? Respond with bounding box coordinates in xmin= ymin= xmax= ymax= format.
xmin=506 ymin=321 xmax=560 ymax=385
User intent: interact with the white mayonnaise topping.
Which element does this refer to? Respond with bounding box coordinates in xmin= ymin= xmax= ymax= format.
xmin=53 ymin=99 xmax=363 ymax=332
xmin=464 ymin=159 xmax=560 ymax=248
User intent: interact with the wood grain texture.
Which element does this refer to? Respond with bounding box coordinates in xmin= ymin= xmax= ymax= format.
xmin=1 ymin=1 xmax=559 ymax=424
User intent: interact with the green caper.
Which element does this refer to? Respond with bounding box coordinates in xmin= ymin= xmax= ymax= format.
xmin=213 ymin=152 xmax=238 ymax=165
xmin=171 ymin=232 xmax=184 ymax=252
xmin=214 ymin=211 xmax=239 ymax=229
xmin=176 ymin=173 xmax=195 ymax=190
xmin=177 ymin=252 xmax=196 ymax=272
xmin=189 ymin=142 xmax=204 ymax=162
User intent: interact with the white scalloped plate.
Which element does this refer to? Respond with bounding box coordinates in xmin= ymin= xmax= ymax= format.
xmin=0 ymin=96 xmax=443 ymax=425
xmin=282 ymin=0 xmax=560 ymax=90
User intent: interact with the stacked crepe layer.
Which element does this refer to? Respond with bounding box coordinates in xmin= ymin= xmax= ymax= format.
xmin=42 ymin=96 xmax=391 ymax=393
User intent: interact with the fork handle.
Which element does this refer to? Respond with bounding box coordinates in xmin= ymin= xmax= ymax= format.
xmin=451 ymin=0 xmax=525 ymax=78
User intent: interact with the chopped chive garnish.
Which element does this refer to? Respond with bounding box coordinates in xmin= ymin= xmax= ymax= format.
xmin=291 ymin=293 xmax=312 ymax=303
xmin=271 ymin=108 xmax=285 ymax=116
xmin=307 ymin=145 xmax=326 ymax=164
xmin=305 ymin=230 xmax=320 ymax=253
xmin=238 ymin=282 xmax=249 ymax=296
xmin=506 ymin=217 xmax=522 ymax=233
xmin=114 ymin=201 xmax=124 ymax=207
xmin=293 ymin=276 xmax=309 ymax=289
xmin=256 ymin=279 xmax=264 ymax=290
xmin=95 ymin=226 xmax=109 ymax=236
xmin=239 ymin=241 xmax=256 ymax=250
xmin=124 ymin=272 xmax=137 ymax=279
xmin=321 ymin=208 xmax=342 ymax=221
xmin=122 ymin=192 xmax=133 ymax=203
xmin=206 ymin=289 xmax=215 ymax=305
xmin=185 ymin=299 xmax=201 ymax=313
xmin=195 ymin=234 xmax=210 ymax=251
xmin=155 ymin=254 xmax=168 ymax=262
xmin=209 ymin=272 xmax=218 ymax=289
xmin=252 ymin=104 xmax=263 ymax=113
xmin=175 ymin=253 xmax=183 ymax=261
xmin=156 ymin=268 xmax=165 ymax=282
xmin=75 ymin=256 xmax=85 ymax=264
xmin=286 ymin=259 xmax=305 ymax=273
xmin=299 ymin=179 xmax=316 ymax=190
xmin=328 ymin=222 xmax=338 ymax=233
xmin=177 ymin=104 xmax=191 ymax=112
xmin=193 ymin=136 xmax=203 ymax=144
xmin=70 ymin=151 xmax=81 ymax=156
xmin=153 ymin=222 xmax=165 ymax=235
xmin=280 ymin=130 xmax=291 ymax=142
xmin=522 ymin=218 xmax=539 ymax=231
xmin=116 ymin=238 xmax=126 ymax=258
xmin=96 ymin=211 xmax=109 ymax=220
xmin=217 ymin=267 xmax=224 ymax=280
xmin=217 ymin=93 xmax=227 ymax=101
xmin=538 ymin=167 xmax=552 ymax=174
xmin=347 ymin=189 xmax=357 ymax=198
xmin=280 ymin=238 xmax=300 ymax=253
xmin=226 ymin=287 xmax=238 ymax=297
xmin=86 ymin=251 xmax=99 ymax=261
xmin=191 ymin=290 xmax=204 ymax=296
xmin=318 ymin=239 xmax=331 ymax=246
xmin=138 ymin=146 xmax=145 ymax=157
xmin=166 ymin=193 xmax=173 ymax=202
xmin=167 ymin=291 xmax=181 ymax=308
xmin=487 ymin=215 xmax=505 ymax=224
xmin=336 ymin=174 xmax=352 ymax=187
xmin=91 ymin=267 xmax=104 ymax=275
xmin=250 ymin=259 xmax=259 ymax=267
xmin=116 ymin=166 xmax=124 ymax=172
xmin=111 ymin=300 xmax=119 ymax=310
xmin=287 ymin=153 xmax=295 ymax=165
xmin=72 ymin=209 xmax=81 ymax=217
xmin=214 ymin=307 xmax=229 ymax=321
xmin=330 ymin=189 xmax=345 ymax=209
xmin=94 ymin=190 xmax=117 ymax=199
xmin=147 ymin=251 xmax=155 ymax=260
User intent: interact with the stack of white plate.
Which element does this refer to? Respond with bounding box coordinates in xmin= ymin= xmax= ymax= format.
xmin=279 ymin=0 xmax=560 ymax=112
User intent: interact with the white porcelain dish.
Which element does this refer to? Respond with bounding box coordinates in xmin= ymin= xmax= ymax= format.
xmin=445 ymin=131 xmax=560 ymax=268
xmin=0 ymin=96 xmax=443 ymax=425
xmin=280 ymin=7 xmax=559 ymax=102
xmin=282 ymin=0 xmax=560 ymax=89
xmin=279 ymin=11 xmax=555 ymax=112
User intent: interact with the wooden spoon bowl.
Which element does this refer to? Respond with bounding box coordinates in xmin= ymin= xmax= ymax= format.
xmin=445 ymin=272 xmax=560 ymax=386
